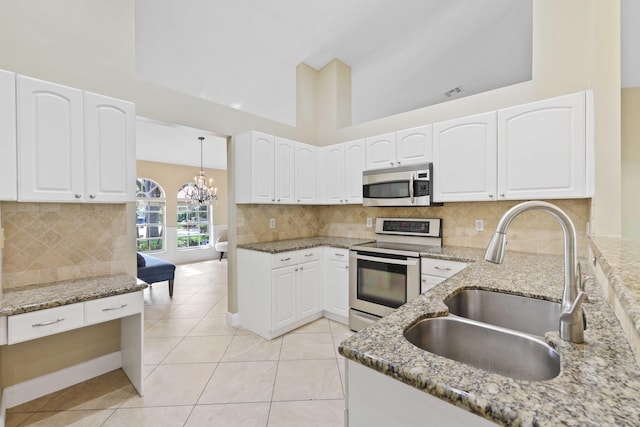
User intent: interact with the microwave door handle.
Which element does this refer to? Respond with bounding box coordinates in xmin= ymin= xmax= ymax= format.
xmin=356 ymin=254 xmax=419 ymax=266
xmin=409 ymin=173 xmax=415 ymax=204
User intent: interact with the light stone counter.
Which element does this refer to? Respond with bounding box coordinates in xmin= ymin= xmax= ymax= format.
xmin=237 ymin=236 xmax=374 ymax=253
xmin=339 ymin=246 xmax=640 ymax=426
xmin=0 ymin=274 xmax=146 ymax=316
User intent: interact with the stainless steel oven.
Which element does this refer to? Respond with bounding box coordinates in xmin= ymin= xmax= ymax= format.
xmin=349 ymin=218 xmax=442 ymax=331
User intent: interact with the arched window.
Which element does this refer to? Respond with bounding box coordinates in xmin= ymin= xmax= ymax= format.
xmin=136 ymin=178 xmax=166 ymax=253
xmin=176 ymin=185 xmax=212 ymax=249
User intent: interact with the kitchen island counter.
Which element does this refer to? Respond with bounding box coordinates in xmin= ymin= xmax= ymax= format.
xmin=340 ymin=246 xmax=640 ymax=426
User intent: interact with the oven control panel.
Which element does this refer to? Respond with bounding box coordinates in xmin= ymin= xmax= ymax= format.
xmin=376 ymin=218 xmax=441 ymax=237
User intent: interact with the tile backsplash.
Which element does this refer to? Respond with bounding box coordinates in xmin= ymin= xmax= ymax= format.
xmin=237 ymin=199 xmax=591 ymax=257
xmin=1 ymin=202 xmax=134 ymax=289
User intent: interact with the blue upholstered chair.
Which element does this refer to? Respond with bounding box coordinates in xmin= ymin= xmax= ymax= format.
xmin=137 ymin=253 xmax=176 ymax=297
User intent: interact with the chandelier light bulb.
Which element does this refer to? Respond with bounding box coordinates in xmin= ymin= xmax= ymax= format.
xmin=186 ymin=137 xmax=219 ymax=205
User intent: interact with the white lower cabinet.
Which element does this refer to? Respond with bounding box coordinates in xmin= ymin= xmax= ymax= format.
xmin=239 ymin=248 xmax=323 ymax=339
xmin=346 ymin=360 xmax=495 ymax=427
xmin=323 ymin=248 xmax=350 ymax=323
xmin=420 ymin=258 xmax=468 ymax=293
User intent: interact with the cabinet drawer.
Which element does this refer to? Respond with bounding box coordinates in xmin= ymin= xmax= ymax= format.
xmin=85 ymin=292 xmax=143 ymax=325
xmin=272 ymin=251 xmax=299 ymax=269
xmin=327 ymin=248 xmax=349 ymax=262
xmin=297 ymin=247 xmax=321 ymax=263
xmin=421 ymin=258 xmax=467 ymax=278
xmin=8 ymin=303 xmax=84 ymax=344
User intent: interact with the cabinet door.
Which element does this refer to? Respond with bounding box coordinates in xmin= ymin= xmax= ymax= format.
xmin=294 ymin=141 xmax=318 ymax=204
xmin=433 ymin=112 xmax=497 ymax=202
xmin=251 ymin=132 xmax=275 ymax=203
xmin=497 ymin=92 xmax=586 ymax=199
xmin=84 ymin=92 xmax=136 ymax=202
xmin=324 ymin=144 xmax=346 ymax=204
xmin=0 ymin=70 xmax=17 ymax=200
xmin=298 ymin=260 xmax=322 ymax=318
xmin=365 ymin=132 xmax=397 ymax=170
xmin=274 ymin=137 xmax=295 ymax=204
xmin=396 ymin=125 xmax=433 ymax=166
xmin=325 ymin=259 xmax=349 ymax=319
xmin=272 ymin=266 xmax=298 ymax=330
xmin=344 ymin=138 xmax=365 ymax=203
xmin=17 ymin=75 xmax=84 ymax=202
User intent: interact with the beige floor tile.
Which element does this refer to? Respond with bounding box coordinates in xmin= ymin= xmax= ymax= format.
xmin=268 ymin=399 xmax=345 ymax=427
xmin=103 ymin=406 xmax=193 ymax=427
xmin=221 ymin=334 xmax=282 ymax=362
xmin=40 ymin=369 xmax=135 ymax=411
xmin=144 ymin=319 xmax=160 ymax=330
xmin=183 ymin=292 xmax=226 ymax=305
xmin=143 ymin=304 xmax=173 ymax=320
xmin=144 ymin=318 xmax=200 ymax=337
xmin=189 ymin=316 xmax=238 ymax=336
xmin=5 ymin=412 xmax=34 ymax=427
xmin=272 ymin=359 xmax=343 ymax=401
xmin=280 ymin=333 xmax=336 ymax=360
xmin=166 ymin=303 xmax=217 ymax=319
xmin=143 ymin=364 xmax=157 ymax=378
xmin=328 ymin=320 xmax=352 ymax=333
xmin=144 ymin=336 xmax=182 ymax=364
xmin=185 ymin=402 xmax=270 ymax=427
xmin=162 ymin=335 xmax=233 ymax=364
xmin=337 ymin=358 xmax=347 ymax=394
xmin=198 ymin=361 xmax=278 ymax=404
xmin=6 ymin=390 xmax=57 ymax=413
xmin=206 ymin=299 xmax=230 ymax=317
xmin=120 ymin=363 xmax=216 ymax=407
xmin=18 ymin=409 xmax=115 ymax=427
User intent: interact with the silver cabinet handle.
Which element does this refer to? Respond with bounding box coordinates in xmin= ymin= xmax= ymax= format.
xmin=294 ymin=268 xmax=299 ymax=271
xmin=89 ymin=194 xmax=96 ymax=199
xmin=102 ymin=304 xmax=128 ymax=312
xmin=390 ymin=161 xmax=394 ymax=166
xmin=74 ymin=194 xmax=82 ymax=199
xmin=434 ymin=266 xmax=452 ymax=271
xmin=500 ymin=193 xmax=505 ymax=197
xmin=300 ymin=266 xmax=304 ymax=271
xmin=304 ymin=253 xmax=314 ymax=257
xmin=356 ymin=254 xmax=418 ymax=266
xmin=488 ymin=194 xmax=494 ymax=198
xmin=33 ymin=318 xmax=65 ymax=327
xmin=344 ymin=265 xmax=349 ymax=269
xmin=281 ymin=257 xmax=291 ymax=262
xmin=335 ymin=253 xmax=345 ymax=257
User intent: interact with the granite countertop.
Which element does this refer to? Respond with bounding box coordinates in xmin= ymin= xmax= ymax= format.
xmin=237 ymin=236 xmax=374 ymax=253
xmin=339 ymin=246 xmax=640 ymax=426
xmin=0 ymin=273 xmax=146 ymax=316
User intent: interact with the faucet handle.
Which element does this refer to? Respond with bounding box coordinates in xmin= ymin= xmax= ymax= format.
xmin=560 ymin=291 xmax=587 ymax=323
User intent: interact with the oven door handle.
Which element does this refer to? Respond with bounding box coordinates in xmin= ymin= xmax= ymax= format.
xmin=356 ymin=254 xmax=419 ymax=266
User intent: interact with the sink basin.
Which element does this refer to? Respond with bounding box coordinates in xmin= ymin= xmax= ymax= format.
xmin=445 ymin=289 xmax=561 ymax=337
xmin=404 ymin=316 xmax=560 ymax=381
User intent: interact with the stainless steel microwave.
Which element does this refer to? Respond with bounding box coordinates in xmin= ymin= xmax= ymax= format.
xmin=362 ymin=163 xmax=434 ymax=207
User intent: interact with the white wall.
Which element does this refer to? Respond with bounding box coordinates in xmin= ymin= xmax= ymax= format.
xmin=621 ymin=0 xmax=640 ymax=88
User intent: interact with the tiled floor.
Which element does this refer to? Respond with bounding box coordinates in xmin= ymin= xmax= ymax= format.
xmin=6 ymin=260 xmax=352 ymax=426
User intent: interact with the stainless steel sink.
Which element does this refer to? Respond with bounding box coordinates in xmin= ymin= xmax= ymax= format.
xmin=404 ymin=316 xmax=560 ymax=381
xmin=445 ymin=289 xmax=561 ymax=337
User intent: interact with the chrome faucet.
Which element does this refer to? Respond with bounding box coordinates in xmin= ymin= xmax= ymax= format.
xmin=484 ymin=201 xmax=587 ymax=343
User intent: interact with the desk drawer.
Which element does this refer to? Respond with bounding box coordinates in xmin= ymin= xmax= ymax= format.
xmin=85 ymin=292 xmax=143 ymax=325
xmin=8 ymin=303 xmax=84 ymax=344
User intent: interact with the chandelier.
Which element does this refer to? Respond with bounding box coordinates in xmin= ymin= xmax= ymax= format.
xmin=184 ymin=137 xmax=218 ymax=205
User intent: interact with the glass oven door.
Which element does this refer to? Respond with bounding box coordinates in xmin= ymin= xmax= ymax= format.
xmin=349 ymin=251 xmax=420 ymax=318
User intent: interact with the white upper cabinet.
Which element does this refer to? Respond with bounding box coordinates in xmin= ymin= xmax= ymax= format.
xmin=497 ymin=92 xmax=588 ymax=200
xmin=17 ymin=75 xmax=85 ymax=202
xmin=396 ymin=124 xmax=433 ymax=166
xmin=344 ymin=139 xmax=366 ymax=203
xmin=84 ymin=92 xmax=136 ymax=202
xmin=294 ymin=141 xmax=320 ymax=204
xmin=235 ymin=131 xmax=275 ymax=204
xmin=323 ymin=138 xmax=365 ymax=204
xmin=365 ymin=125 xmax=432 ymax=170
xmin=0 ymin=70 xmax=17 ymax=201
xmin=16 ymin=75 xmax=135 ymax=203
xmin=365 ymin=132 xmax=396 ymax=170
xmin=433 ymin=112 xmax=498 ymax=202
xmin=274 ymin=137 xmax=295 ymax=204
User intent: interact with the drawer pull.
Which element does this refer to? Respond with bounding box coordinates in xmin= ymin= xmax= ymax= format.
xmin=281 ymin=257 xmax=291 ymax=262
xmin=434 ymin=266 xmax=452 ymax=271
xmin=335 ymin=253 xmax=345 ymax=257
xmin=33 ymin=318 xmax=65 ymax=327
xmin=304 ymin=253 xmax=314 ymax=257
xmin=102 ymin=304 xmax=128 ymax=312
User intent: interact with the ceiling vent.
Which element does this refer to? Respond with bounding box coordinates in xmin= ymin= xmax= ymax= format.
xmin=444 ymin=86 xmax=463 ymax=97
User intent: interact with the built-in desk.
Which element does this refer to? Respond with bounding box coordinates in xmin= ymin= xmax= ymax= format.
xmin=0 ymin=274 xmax=146 ymax=425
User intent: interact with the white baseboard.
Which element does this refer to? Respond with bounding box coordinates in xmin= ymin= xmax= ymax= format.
xmin=2 ymin=351 xmax=122 ymax=409
xmin=226 ymin=311 xmax=240 ymax=328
